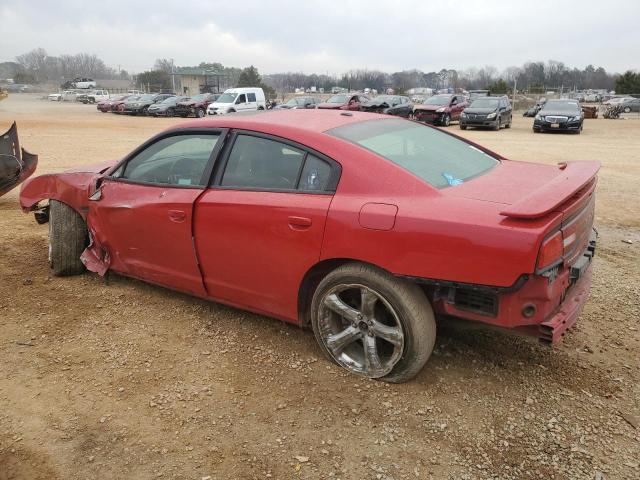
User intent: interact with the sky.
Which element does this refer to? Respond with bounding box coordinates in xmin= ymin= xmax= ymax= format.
xmin=1 ymin=0 xmax=639 ymax=75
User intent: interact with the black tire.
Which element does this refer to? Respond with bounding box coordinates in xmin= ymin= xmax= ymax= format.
xmin=258 ymin=106 xmax=265 ymax=110
xmin=166 ymin=107 xmax=174 ymax=117
xmin=310 ymin=262 xmax=436 ymax=383
xmin=441 ymin=114 xmax=451 ymax=127
xmin=505 ymin=118 xmax=512 ymax=129
xmin=493 ymin=118 xmax=501 ymax=131
xmin=195 ymin=108 xmax=205 ymax=118
xmin=459 ymin=124 xmax=467 ymax=130
xmin=48 ymin=200 xmax=88 ymax=276
xmin=141 ymin=106 xmax=149 ymax=116
xmin=623 ymin=107 xmax=631 ymax=113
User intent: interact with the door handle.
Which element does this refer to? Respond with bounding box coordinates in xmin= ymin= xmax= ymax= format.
xmin=288 ymin=216 xmax=312 ymax=229
xmin=168 ymin=210 xmax=186 ymax=223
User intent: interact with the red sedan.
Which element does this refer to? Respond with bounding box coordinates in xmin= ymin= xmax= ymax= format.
xmin=19 ymin=111 xmax=598 ymax=382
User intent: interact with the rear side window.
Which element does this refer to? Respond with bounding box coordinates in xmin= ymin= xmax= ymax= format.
xmin=220 ymin=135 xmax=334 ymax=192
xmin=329 ymin=118 xmax=498 ymax=188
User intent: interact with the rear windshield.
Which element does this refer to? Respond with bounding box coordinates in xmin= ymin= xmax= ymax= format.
xmin=328 ymin=118 xmax=498 ymax=188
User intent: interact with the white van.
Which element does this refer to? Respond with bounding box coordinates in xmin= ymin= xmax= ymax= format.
xmin=207 ymin=87 xmax=266 ymax=115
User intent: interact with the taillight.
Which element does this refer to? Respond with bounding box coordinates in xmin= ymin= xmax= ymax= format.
xmin=537 ymin=230 xmax=563 ymax=271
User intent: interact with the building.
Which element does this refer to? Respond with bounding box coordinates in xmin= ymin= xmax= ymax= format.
xmin=171 ymin=68 xmax=229 ymax=95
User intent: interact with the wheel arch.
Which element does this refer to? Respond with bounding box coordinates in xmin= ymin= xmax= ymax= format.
xmin=298 ymin=258 xmax=400 ymax=326
xmin=20 ymin=173 xmax=92 ymax=219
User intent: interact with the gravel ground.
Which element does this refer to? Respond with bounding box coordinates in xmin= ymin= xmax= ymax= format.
xmin=0 ymin=95 xmax=638 ymax=480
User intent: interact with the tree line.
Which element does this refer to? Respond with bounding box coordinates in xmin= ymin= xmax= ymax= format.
xmin=4 ymin=48 xmax=640 ymax=95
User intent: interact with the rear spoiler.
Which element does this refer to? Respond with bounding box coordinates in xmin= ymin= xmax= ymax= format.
xmin=500 ymin=161 xmax=600 ymax=219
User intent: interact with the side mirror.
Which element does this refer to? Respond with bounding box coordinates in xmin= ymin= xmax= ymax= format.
xmin=88 ymin=174 xmax=106 ymax=201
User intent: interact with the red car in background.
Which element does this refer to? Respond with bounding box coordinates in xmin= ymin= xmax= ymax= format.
xmin=19 ymin=111 xmax=598 ymax=383
xmin=96 ymin=94 xmax=130 ymax=113
xmin=112 ymin=95 xmax=141 ymax=114
xmin=317 ymin=93 xmax=370 ymax=110
xmin=413 ymin=94 xmax=468 ymax=126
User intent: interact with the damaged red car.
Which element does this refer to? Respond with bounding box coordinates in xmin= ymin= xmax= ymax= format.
xmin=19 ymin=111 xmax=598 ymax=383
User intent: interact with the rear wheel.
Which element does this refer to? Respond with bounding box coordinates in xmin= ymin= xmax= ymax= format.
xmin=311 ymin=263 xmax=436 ymax=383
xmin=48 ymin=200 xmax=88 ymax=276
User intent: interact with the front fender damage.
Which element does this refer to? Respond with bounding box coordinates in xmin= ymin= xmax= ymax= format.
xmin=80 ymin=226 xmax=111 ymax=276
xmin=0 ymin=122 xmax=38 ymax=197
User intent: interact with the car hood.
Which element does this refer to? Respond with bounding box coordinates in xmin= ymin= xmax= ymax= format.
xmin=539 ymin=110 xmax=581 ymax=117
xmin=443 ymin=159 xmax=599 ymax=218
xmin=464 ymin=107 xmax=498 ymax=115
xmin=414 ymin=104 xmax=447 ymax=112
xmin=317 ymin=103 xmax=343 ymax=109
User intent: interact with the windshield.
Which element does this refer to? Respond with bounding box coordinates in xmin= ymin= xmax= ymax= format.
xmin=328 ymin=118 xmax=498 ymax=188
xmin=327 ymin=94 xmax=348 ymax=103
xmin=136 ymin=94 xmax=156 ymax=101
xmin=470 ymin=98 xmax=500 ymax=108
xmin=424 ymin=95 xmax=451 ymax=106
xmin=541 ymin=101 xmax=580 ymax=113
xmin=216 ymin=92 xmax=236 ymax=103
xmin=160 ymin=96 xmax=179 ymax=104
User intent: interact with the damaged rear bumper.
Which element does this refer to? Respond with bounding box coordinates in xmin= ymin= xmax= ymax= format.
xmin=0 ymin=122 xmax=38 ymax=197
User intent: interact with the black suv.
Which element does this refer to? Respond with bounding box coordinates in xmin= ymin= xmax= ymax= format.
xmin=460 ymin=96 xmax=512 ymax=130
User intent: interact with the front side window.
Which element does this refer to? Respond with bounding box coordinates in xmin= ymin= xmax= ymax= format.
xmin=329 ymin=118 xmax=498 ymax=188
xmin=220 ymin=135 xmax=334 ymax=192
xmin=120 ymin=134 xmax=220 ymax=186
xmin=236 ymin=94 xmax=247 ymax=104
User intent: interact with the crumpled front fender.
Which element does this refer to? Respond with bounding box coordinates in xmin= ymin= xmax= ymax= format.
xmin=0 ymin=122 xmax=38 ymax=198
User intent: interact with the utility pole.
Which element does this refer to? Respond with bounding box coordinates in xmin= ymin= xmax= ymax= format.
xmin=171 ymin=58 xmax=176 ymax=93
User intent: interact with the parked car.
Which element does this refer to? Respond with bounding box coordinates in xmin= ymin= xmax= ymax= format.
xmin=85 ymin=90 xmax=109 ymax=104
xmin=533 ymin=99 xmax=583 ymax=134
xmin=602 ymin=96 xmax=632 ymax=107
xmin=72 ymin=78 xmax=97 ymax=89
xmin=175 ymin=93 xmax=219 ymax=118
xmin=359 ymin=95 xmax=413 ymax=117
xmin=274 ymin=96 xmax=320 ymax=109
xmin=122 ymin=94 xmax=175 ymax=115
xmin=317 ymin=93 xmax=369 ymax=110
xmin=112 ymin=95 xmax=140 ymax=113
xmin=207 ymin=88 xmax=266 ymax=115
xmin=460 ymin=96 xmax=512 ymax=130
xmin=96 ymin=95 xmax=130 ymax=113
xmin=61 ymin=90 xmax=81 ymax=102
xmin=147 ymin=95 xmax=189 ymax=117
xmin=48 ymin=92 xmax=63 ymax=101
xmin=621 ymin=98 xmax=640 ymax=113
xmin=413 ymin=94 xmax=467 ymax=126
xmin=19 ymin=110 xmax=599 ymax=383
xmin=0 ymin=122 xmax=38 ymax=198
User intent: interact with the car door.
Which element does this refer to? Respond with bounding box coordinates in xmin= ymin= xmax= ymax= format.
xmin=87 ymin=130 xmax=225 ymax=296
xmin=450 ymin=96 xmax=462 ymax=120
xmin=234 ymin=93 xmax=248 ymax=111
xmin=246 ymin=92 xmax=257 ymax=111
xmin=193 ymin=131 xmax=340 ymax=322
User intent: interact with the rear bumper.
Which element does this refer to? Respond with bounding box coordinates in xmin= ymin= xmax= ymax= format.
xmin=432 ymin=229 xmax=597 ymax=344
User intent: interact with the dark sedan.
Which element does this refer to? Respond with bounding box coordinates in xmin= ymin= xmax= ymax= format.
xmin=123 ymin=94 xmax=175 ymax=115
xmin=360 ymin=95 xmax=413 ymax=117
xmin=275 ymin=97 xmax=320 ymax=109
xmin=621 ymin=98 xmax=640 ymax=113
xmin=147 ymin=96 xmax=189 ymax=117
xmin=533 ymin=100 xmax=583 ymax=134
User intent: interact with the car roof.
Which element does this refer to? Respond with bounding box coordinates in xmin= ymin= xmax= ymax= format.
xmin=175 ymin=109 xmax=388 ymax=135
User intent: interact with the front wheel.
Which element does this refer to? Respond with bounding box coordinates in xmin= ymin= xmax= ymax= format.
xmin=311 ymin=263 xmax=436 ymax=383
xmin=166 ymin=107 xmax=174 ymax=117
xmin=48 ymin=200 xmax=88 ymax=276
xmin=195 ymin=108 xmax=205 ymax=118
xmin=441 ymin=114 xmax=451 ymax=127
xmin=459 ymin=124 xmax=467 ymax=130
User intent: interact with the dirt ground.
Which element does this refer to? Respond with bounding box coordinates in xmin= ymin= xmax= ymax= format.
xmin=0 ymin=95 xmax=638 ymax=480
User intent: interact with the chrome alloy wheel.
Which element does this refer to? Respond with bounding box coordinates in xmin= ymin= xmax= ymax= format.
xmin=317 ymin=283 xmax=405 ymax=378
